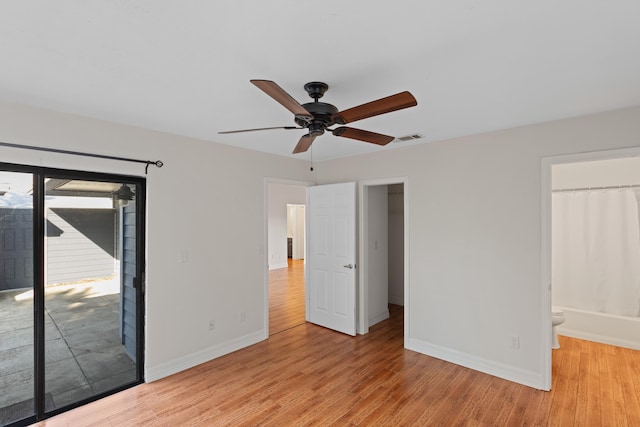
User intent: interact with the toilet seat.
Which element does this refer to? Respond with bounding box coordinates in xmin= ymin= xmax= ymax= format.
xmin=551 ymin=306 xmax=565 ymax=350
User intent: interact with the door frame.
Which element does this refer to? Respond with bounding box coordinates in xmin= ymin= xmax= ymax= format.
xmin=0 ymin=161 xmax=146 ymax=422
xmin=540 ymin=146 xmax=640 ymax=391
xmin=263 ymin=177 xmax=314 ymax=338
xmin=358 ymin=177 xmax=409 ymax=343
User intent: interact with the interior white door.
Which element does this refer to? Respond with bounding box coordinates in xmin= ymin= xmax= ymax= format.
xmin=307 ymin=182 xmax=357 ymax=335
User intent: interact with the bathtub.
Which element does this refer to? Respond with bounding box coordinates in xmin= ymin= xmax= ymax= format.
xmin=556 ymin=306 xmax=640 ymax=350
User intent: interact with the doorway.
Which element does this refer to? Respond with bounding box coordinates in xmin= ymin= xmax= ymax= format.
xmin=551 ymin=157 xmax=640 ymax=349
xmin=359 ymin=179 xmax=408 ymax=340
xmin=542 ymin=147 xmax=640 ymax=389
xmin=265 ymin=178 xmax=409 ymax=339
xmin=0 ymin=163 xmax=145 ymax=426
xmin=266 ymin=180 xmax=310 ymax=336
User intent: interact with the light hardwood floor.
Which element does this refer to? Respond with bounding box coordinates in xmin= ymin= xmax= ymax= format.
xmin=268 ymin=259 xmax=305 ymax=336
xmin=32 ymin=261 xmax=640 ymax=426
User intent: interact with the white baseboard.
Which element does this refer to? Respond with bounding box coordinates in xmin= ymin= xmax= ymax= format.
xmin=269 ymin=262 xmax=288 ymax=270
xmin=407 ymin=337 xmax=545 ymax=390
xmin=369 ymin=309 xmax=390 ymax=327
xmin=388 ymin=295 xmax=404 ymax=306
xmin=145 ymin=330 xmax=267 ymax=382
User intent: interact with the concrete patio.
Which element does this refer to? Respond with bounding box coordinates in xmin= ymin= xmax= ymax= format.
xmin=0 ymin=279 xmax=137 ymax=424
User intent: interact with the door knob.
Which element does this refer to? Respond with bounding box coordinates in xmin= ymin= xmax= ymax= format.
xmin=343 ymin=264 xmax=354 ymax=269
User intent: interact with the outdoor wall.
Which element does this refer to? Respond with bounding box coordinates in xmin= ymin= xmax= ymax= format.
xmin=0 ymin=207 xmax=32 ymax=290
xmin=47 ymin=208 xmax=117 ymax=285
xmin=0 ymin=207 xmax=117 ymax=290
xmin=315 ymin=106 xmax=640 ymax=389
xmin=121 ymin=200 xmax=137 ymax=360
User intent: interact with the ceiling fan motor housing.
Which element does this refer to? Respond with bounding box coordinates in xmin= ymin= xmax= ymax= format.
xmin=295 ymin=101 xmax=340 ymax=136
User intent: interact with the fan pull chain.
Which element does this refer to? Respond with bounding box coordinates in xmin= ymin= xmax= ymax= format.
xmin=310 ymin=146 xmax=314 ymax=171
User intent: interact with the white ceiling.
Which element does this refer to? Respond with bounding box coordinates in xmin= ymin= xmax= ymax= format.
xmin=1 ymin=1 xmax=639 ymax=162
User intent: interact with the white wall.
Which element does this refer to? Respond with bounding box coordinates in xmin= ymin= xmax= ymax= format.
xmin=367 ymin=185 xmax=389 ymax=327
xmin=553 ymin=156 xmax=640 ymax=189
xmin=267 ymin=183 xmax=306 ymax=270
xmin=291 ymin=204 xmax=305 ymax=260
xmin=316 ymin=106 xmax=640 ymax=389
xmin=0 ymin=101 xmax=314 ymax=381
xmin=286 ymin=205 xmax=295 ymax=238
xmin=388 ymin=184 xmax=404 ymax=305
xmin=4 ymin=99 xmax=640 ymax=390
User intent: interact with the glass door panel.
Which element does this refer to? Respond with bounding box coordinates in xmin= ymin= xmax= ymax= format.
xmin=0 ymin=171 xmax=35 ymax=425
xmin=43 ymin=179 xmax=138 ymax=411
xmin=0 ymin=166 xmax=143 ymax=426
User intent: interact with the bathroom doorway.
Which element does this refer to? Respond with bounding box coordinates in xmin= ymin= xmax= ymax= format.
xmin=551 ymin=157 xmax=640 ymax=349
xmin=542 ymin=147 xmax=640 ymax=389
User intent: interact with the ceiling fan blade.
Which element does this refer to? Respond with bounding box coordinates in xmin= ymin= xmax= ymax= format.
xmin=292 ymin=134 xmax=316 ymax=154
xmin=251 ymin=80 xmax=313 ymax=121
xmin=218 ymin=126 xmax=301 ymax=134
xmin=332 ymin=127 xmax=395 ymax=146
xmin=334 ymin=91 xmax=417 ymax=124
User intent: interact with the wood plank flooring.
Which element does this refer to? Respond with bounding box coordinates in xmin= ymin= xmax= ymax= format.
xmin=31 ymin=261 xmax=640 ymax=426
xmin=549 ymin=334 xmax=640 ymax=426
xmin=268 ymin=259 xmax=305 ymax=336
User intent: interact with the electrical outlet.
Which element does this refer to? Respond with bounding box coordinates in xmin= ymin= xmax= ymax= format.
xmin=510 ymin=335 xmax=520 ymax=349
xmin=208 ymin=319 xmax=215 ymax=331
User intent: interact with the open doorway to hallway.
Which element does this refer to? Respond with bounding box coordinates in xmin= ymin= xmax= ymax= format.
xmin=266 ymin=182 xmax=307 ymax=336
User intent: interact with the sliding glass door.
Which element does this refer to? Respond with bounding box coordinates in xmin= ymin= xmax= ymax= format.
xmin=0 ymin=164 xmax=145 ymax=426
xmin=0 ymin=171 xmax=36 ymax=425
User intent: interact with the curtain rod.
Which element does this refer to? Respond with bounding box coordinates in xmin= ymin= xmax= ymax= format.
xmin=0 ymin=141 xmax=164 ymax=174
xmin=552 ymin=184 xmax=640 ymax=193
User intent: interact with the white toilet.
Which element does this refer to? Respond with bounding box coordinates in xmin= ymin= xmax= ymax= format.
xmin=551 ymin=306 xmax=565 ymax=349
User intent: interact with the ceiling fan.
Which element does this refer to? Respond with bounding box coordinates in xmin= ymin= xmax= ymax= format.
xmin=219 ymin=80 xmax=418 ymax=154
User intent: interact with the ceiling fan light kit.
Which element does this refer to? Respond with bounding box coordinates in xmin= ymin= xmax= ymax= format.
xmin=220 ymin=79 xmax=417 ymax=154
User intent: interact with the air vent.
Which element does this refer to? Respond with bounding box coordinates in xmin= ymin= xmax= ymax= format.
xmin=395 ymin=133 xmax=424 ymax=142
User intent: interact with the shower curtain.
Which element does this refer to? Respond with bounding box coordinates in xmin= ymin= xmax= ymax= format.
xmin=552 ymin=188 xmax=640 ymax=317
